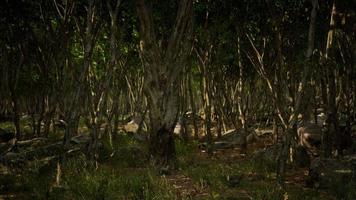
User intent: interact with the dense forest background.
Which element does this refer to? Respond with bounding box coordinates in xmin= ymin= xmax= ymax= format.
xmin=1 ymin=0 xmax=356 ymax=199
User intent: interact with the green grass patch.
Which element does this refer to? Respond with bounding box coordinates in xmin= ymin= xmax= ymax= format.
xmin=16 ymin=155 xmax=176 ymax=200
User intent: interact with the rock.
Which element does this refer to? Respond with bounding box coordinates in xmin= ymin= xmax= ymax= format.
xmin=219 ymin=129 xmax=257 ymax=145
xmin=213 ymin=141 xmax=235 ymax=149
xmin=198 ymin=129 xmax=258 ymax=150
xmin=173 ymin=122 xmax=183 ymax=135
xmin=124 ymin=120 xmax=139 ymax=133
xmin=70 ymin=135 xmax=91 ymax=144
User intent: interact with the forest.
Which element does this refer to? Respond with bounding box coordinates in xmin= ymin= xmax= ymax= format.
xmin=0 ymin=0 xmax=356 ymax=199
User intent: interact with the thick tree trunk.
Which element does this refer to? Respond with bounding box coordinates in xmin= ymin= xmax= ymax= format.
xmin=147 ymin=90 xmax=178 ymax=165
xmin=136 ymin=0 xmax=193 ymax=165
xmin=149 ymin=125 xmax=176 ymax=165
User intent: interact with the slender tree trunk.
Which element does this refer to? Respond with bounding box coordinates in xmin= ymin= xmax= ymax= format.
xmin=322 ymin=0 xmax=337 ymax=157
xmin=188 ymin=73 xmax=199 ymax=140
xmin=202 ymin=64 xmax=213 ymax=155
xmin=43 ymin=96 xmax=54 ymax=138
xmin=36 ymin=96 xmax=45 ymax=137
xmin=11 ymin=92 xmax=21 ymax=140
xmin=180 ymin=75 xmax=189 ymax=142
xmin=213 ymin=91 xmax=223 ymax=138
xmin=237 ymin=36 xmax=248 ymax=153
xmin=195 ymin=42 xmax=214 ymax=155
xmin=64 ymin=0 xmax=96 ymax=149
xmin=8 ymin=52 xmax=23 ymax=141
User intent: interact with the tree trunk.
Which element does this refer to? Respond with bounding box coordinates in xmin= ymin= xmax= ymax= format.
xmin=188 ymin=73 xmax=199 ymax=140
xmin=136 ymin=0 xmax=193 ymax=165
xmin=147 ymin=89 xmax=178 ymax=165
xmin=237 ymin=36 xmax=248 ymax=154
xmin=322 ymin=0 xmax=337 ymax=157
xmin=64 ymin=0 xmax=96 ymax=149
xmin=273 ymin=114 xmax=279 ymax=143
xmin=36 ymin=96 xmax=45 ymax=137
xmin=10 ymin=88 xmax=21 ymax=141
xmin=180 ymin=75 xmax=189 ymax=142
xmin=202 ymin=67 xmax=213 ymax=155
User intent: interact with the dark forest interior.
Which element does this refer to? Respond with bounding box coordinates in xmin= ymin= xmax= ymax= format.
xmin=1 ymin=0 xmax=356 ymax=199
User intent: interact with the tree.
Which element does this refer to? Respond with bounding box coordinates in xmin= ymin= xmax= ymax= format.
xmin=135 ymin=0 xmax=193 ymax=165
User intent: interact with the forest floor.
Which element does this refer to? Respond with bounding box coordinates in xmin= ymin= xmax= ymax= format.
xmin=161 ymin=139 xmax=335 ymax=200
xmin=0 ymin=121 xmax=355 ymax=199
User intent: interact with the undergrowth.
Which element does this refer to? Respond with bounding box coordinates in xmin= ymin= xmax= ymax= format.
xmin=1 ymin=134 xmax=354 ymax=200
xmin=12 ymin=134 xmax=175 ymax=200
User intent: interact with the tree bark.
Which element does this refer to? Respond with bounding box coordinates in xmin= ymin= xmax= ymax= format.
xmin=136 ymin=0 xmax=193 ymax=165
xmin=64 ymin=0 xmax=96 ymax=149
xmin=188 ymin=73 xmax=199 ymax=140
xmin=321 ymin=0 xmax=337 ymax=157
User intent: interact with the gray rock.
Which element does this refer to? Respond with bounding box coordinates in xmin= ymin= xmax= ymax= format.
xmin=219 ymin=129 xmax=257 ymax=145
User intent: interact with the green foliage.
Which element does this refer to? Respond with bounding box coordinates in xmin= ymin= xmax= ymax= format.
xmin=185 ymin=162 xmax=228 ymax=189
xmin=326 ymin=173 xmax=356 ymax=200
xmin=62 ymin=159 xmax=176 ymax=200
xmin=17 ymin=155 xmax=176 ymax=200
xmin=96 ymin=133 xmax=148 ymax=168
xmin=174 ymin=141 xmax=336 ymax=199
xmin=175 ymin=139 xmax=197 ymax=157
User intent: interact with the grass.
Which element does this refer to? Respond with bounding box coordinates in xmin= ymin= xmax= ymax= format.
xmin=175 ymin=141 xmax=352 ymax=200
xmin=0 ymin=122 xmax=175 ymax=200
xmin=62 ymin=159 xmax=176 ymax=200
xmin=6 ymin=140 xmax=352 ymax=200
xmin=14 ymin=153 xmax=177 ymax=200
xmin=1 ymin=119 xmax=354 ymax=200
